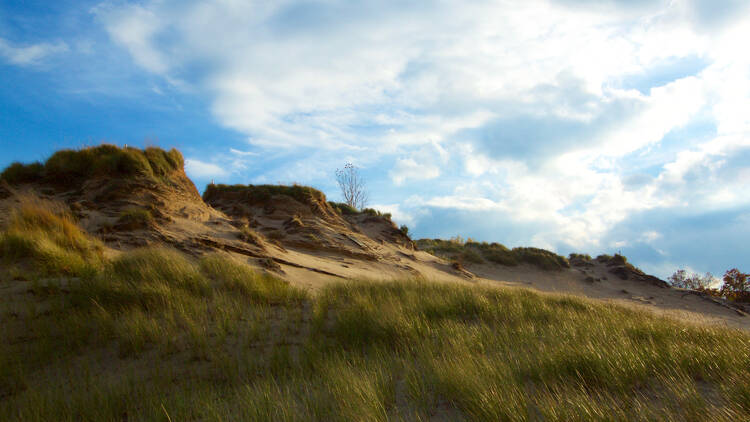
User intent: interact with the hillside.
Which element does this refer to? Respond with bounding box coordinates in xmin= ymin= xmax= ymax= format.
xmin=2 ymin=144 xmax=750 ymax=420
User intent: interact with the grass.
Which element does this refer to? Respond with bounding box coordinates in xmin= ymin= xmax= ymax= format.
xmin=0 ymin=195 xmax=103 ymax=277
xmin=203 ymin=183 xmax=327 ymax=206
xmin=116 ymin=208 xmax=154 ymax=230
xmin=4 ymin=203 xmax=750 ymax=420
xmin=238 ymin=224 xmax=265 ymax=247
xmin=0 ymin=144 xmax=184 ymax=187
xmin=417 ymin=238 xmax=570 ymax=271
xmin=329 ymin=201 xmax=393 ymax=220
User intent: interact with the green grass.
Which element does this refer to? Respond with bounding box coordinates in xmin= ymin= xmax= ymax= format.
xmin=0 ymin=144 xmax=184 ymax=187
xmin=417 ymin=238 xmax=570 ymax=270
xmin=3 ymin=208 xmax=750 ymax=420
xmin=203 ymin=183 xmax=327 ymax=206
xmin=329 ymin=201 xmax=393 ymax=219
xmin=0 ymin=195 xmax=103 ymax=277
xmin=116 ymin=208 xmax=154 ymax=230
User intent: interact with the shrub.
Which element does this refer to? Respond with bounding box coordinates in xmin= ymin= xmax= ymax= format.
xmin=668 ymin=270 xmax=715 ymax=290
xmin=399 ymin=225 xmax=410 ymax=238
xmin=720 ymin=269 xmax=750 ymax=301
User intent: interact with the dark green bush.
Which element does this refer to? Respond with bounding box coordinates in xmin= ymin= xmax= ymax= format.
xmin=0 ymin=162 xmax=44 ymax=184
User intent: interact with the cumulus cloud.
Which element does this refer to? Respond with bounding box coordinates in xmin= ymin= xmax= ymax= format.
xmin=91 ymin=0 xmax=750 ymax=275
xmin=0 ymin=37 xmax=68 ymax=66
xmin=184 ymin=158 xmax=229 ymax=179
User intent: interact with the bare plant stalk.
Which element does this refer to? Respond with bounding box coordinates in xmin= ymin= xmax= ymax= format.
xmin=335 ymin=163 xmax=368 ymax=210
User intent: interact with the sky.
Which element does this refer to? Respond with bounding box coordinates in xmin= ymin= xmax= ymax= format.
xmin=1 ymin=0 xmax=748 ymax=279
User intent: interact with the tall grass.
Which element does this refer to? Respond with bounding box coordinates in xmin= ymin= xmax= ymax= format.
xmin=3 ymin=207 xmax=750 ymax=420
xmin=0 ymin=195 xmax=102 ymax=276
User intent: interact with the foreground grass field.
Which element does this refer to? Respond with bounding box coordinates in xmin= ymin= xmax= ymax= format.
xmin=2 ymin=199 xmax=750 ymax=420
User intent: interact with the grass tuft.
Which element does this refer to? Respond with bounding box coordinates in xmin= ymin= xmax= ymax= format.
xmin=0 ymin=144 xmax=185 ymax=188
xmin=0 ymin=195 xmax=102 ymax=276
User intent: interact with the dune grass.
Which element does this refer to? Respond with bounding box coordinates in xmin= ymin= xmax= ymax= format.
xmin=0 ymin=195 xmax=103 ymax=277
xmin=0 ymin=144 xmax=184 ymax=187
xmin=116 ymin=208 xmax=155 ymax=230
xmin=203 ymin=183 xmax=327 ymax=206
xmin=417 ymin=238 xmax=571 ymax=270
xmin=3 ymin=203 xmax=750 ymax=420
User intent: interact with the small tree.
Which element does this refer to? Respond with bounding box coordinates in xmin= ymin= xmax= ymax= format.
xmin=720 ymin=268 xmax=750 ymax=301
xmin=668 ymin=269 xmax=714 ymax=290
xmin=335 ymin=163 xmax=368 ymax=210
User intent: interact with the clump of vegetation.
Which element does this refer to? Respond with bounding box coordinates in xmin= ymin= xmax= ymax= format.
xmin=115 ymin=208 xmax=154 ymax=230
xmin=0 ymin=195 xmax=102 ymax=276
xmin=668 ymin=270 xmax=715 ymax=290
xmin=399 ymin=224 xmax=410 ymax=238
xmin=668 ymin=268 xmax=750 ymax=302
xmin=417 ymin=238 xmax=570 ymax=270
xmin=471 ymin=241 xmax=518 ymax=266
xmin=513 ymin=247 xmax=570 ymax=270
xmin=720 ymin=269 xmax=750 ymax=301
xmin=203 ymin=183 xmax=326 ymax=206
xmin=238 ymin=224 xmax=264 ymax=247
xmin=596 ymin=254 xmax=614 ymax=263
xmin=361 ymin=208 xmax=392 ymax=220
xmin=328 ymin=201 xmax=359 ymax=215
xmin=0 ymin=144 xmax=185 ymax=187
xmin=0 ymin=162 xmax=44 ymax=184
xmin=328 ymin=201 xmax=393 ymax=220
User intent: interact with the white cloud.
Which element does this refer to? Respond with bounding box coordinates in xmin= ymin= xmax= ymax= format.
xmin=184 ymin=158 xmax=229 ymax=179
xmin=368 ymin=203 xmax=415 ymax=227
xmin=93 ymin=0 xmax=750 ymax=273
xmin=229 ymin=148 xmax=258 ymax=156
xmin=0 ymin=37 xmax=68 ymax=66
xmin=93 ymin=3 xmax=167 ymax=74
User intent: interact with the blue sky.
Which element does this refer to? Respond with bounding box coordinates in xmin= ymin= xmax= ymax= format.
xmin=1 ymin=0 xmax=749 ymax=279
